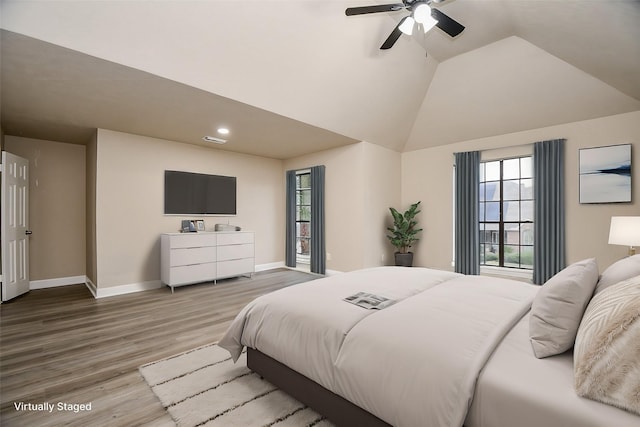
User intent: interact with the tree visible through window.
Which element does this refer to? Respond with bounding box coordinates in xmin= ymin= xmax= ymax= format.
xmin=480 ymin=156 xmax=534 ymax=269
xmin=296 ymin=171 xmax=311 ymax=264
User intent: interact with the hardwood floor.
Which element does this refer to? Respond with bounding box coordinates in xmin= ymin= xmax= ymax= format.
xmin=0 ymin=268 xmax=317 ymax=427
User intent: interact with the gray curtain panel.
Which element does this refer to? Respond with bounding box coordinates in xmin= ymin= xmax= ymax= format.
xmin=533 ymin=139 xmax=566 ymax=284
xmin=454 ymin=151 xmax=480 ymax=275
xmin=285 ymin=170 xmax=297 ymax=268
xmin=310 ymin=165 xmax=326 ymax=275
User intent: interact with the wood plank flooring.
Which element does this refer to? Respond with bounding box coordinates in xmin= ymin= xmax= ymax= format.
xmin=0 ymin=268 xmax=317 ymax=427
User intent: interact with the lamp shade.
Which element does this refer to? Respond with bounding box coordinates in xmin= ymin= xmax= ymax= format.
xmin=421 ymin=14 xmax=438 ymax=33
xmin=608 ymin=216 xmax=640 ymax=246
xmin=399 ymin=16 xmax=415 ymax=35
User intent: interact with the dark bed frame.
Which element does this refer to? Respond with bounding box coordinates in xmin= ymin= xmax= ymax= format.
xmin=247 ymin=347 xmax=391 ymax=427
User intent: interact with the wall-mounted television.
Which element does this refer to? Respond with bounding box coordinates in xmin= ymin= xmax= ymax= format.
xmin=164 ymin=170 xmax=236 ymax=215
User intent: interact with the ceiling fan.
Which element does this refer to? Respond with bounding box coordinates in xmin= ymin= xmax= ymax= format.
xmin=345 ymin=0 xmax=465 ymax=50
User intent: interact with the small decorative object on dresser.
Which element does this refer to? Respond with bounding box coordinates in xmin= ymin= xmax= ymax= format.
xmin=160 ymin=231 xmax=255 ymax=292
xmin=181 ymin=219 xmax=196 ymax=233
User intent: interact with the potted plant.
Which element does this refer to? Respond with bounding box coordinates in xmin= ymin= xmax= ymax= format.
xmin=386 ymin=201 xmax=423 ymax=267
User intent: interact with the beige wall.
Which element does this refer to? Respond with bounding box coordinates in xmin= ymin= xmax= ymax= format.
xmin=402 ymin=111 xmax=640 ymax=273
xmin=94 ymin=129 xmax=284 ymax=289
xmin=5 ymin=136 xmax=86 ymax=281
xmin=284 ymin=141 xmax=401 ymax=272
xmin=362 ymin=142 xmax=402 ymax=268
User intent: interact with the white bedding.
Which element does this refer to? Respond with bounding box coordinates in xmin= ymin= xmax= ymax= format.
xmin=220 ymin=267 xmax=537 ymax=426
xmin=466 ymin=314 xmax=640 ymax=427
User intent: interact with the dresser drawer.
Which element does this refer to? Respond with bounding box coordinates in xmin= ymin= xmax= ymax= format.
xmin=217 ymin=243 xmax=254 ymax=262
xmin=217 ymin=258 xmax=254 ymax=279
xmin=168 ymin=233 xmax=217 ymax=249
xmin=170 ymin=247 xmax=217 ymax=267
xmin=169 ymin=262 xmax=216 ymax=285
xmin=216 ymin=232 xmax=253 ymax=246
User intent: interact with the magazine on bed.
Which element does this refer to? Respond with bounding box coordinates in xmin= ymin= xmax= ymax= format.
xmin=344 ymin=292 xmax=395 ymax=310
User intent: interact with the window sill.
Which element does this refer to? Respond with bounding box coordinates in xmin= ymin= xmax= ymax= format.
xmin=480 ymin=266 xmax=533 ymax=283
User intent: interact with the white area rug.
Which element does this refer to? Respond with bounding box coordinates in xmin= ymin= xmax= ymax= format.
xmin=139 ymin=343 xmax=333 ymax=427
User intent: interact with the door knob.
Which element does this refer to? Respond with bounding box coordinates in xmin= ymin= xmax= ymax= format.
xmin=25 ymin=230 xmax=33 ymax=235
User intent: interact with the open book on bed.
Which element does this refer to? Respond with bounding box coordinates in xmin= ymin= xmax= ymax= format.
xmin=344 ymin=292 xmax=395 ymax=310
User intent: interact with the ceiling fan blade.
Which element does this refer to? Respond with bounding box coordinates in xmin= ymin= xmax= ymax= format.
xmin=345 ymin=3 xmax=406 ymax=16
xmin=431 ymin=8 xmax=465 ymax=37
xmin=380 ymin=17 xmax=407 ymax=50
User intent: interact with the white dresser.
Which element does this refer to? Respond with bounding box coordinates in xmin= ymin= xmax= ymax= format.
xmin=161 ymin=231 xmax=255 ymax=292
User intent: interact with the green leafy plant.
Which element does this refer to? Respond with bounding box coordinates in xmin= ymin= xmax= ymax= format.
xmin=386 ymin=201 xmax=423 ymax=254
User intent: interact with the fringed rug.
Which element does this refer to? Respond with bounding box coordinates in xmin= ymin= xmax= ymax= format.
xmin=139 ymin=343 xmax=334 ymax=427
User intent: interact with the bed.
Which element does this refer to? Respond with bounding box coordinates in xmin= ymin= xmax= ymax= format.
xmin=219 ymin=263 xmax=640 ymax=427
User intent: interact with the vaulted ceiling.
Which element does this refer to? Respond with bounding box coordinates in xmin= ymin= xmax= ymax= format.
xmin=1 ymin=0 xmax=639 ymax=159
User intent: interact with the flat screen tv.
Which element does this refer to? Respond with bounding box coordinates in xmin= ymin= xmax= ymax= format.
xmin=164 ymin=170 xmax=236 ymax=215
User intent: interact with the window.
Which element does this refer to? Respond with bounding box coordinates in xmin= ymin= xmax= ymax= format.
xmin=479 ymin=156 xmax=533 ymax=270
xmin=295 ymin=171 xmax=311 ymax=264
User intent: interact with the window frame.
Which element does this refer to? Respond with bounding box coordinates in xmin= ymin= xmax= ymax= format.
xmin=479 ymin=155 xmax=534 ymax=271
xmin=295 ymin=170 xmax=311 ymax=263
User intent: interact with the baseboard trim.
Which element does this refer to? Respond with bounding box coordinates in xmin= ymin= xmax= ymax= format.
xmin=30 ymin=275 xmax=87 ymax=290
xmin=95 ymin=280 xmax=163 ymax=299
xmin=75 ymin=262 xmax=308 ymax=299
xmin=255 ymin=261 xmax=285 ymax=272
xmin=85 ymin=277 xmax=97 ymax=298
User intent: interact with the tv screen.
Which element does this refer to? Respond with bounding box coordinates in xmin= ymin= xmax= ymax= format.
xmin=164 ymin=170 xmax=236 ymax=215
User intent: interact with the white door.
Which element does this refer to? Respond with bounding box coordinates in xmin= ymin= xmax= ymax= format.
xmin=1 ymin=151 xmax=31 ymax=302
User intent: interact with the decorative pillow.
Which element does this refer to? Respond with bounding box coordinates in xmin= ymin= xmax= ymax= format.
xmin=595 ymin=254 xmax=640 ymax=295
xmin=529 ymin=258 xmax=599 ymax=358
xmin=574 ymin=275 xmax=640 ymax=415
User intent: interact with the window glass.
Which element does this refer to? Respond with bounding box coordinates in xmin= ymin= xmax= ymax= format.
xmin=300 ymin=189 xmax=311 ymax=205
xmin=485 ymin=181 xmax=500 ymax=201
xmin=504 ymin=245 xmax=521 ymax=268
xmin=521 ymin=157 xmax=533 ymax=178
xmin=485 ymin=161 xmax=500 ymax=181
xmin=299 ymin=173 xmax=311 ymax=188
xmin=485 ymin=202 xmax=500 ymax=221
xmin=503 ymin=180 xmax=520 ymax=200
xmin=521 ymin=179 xmax=533 ymax=199
xmin=503 ymin=158 xmax=520 ymax=180
xmin=521 ymin=200 xmax=534 ymax=222
xmin=504 ymin=224 xmax=520 ymax=245
xmin=503 ymin=201 xmax=519 ymax=221
xmin=521 ymin=246 xmax=534 ymax=269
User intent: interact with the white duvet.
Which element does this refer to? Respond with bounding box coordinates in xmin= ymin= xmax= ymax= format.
xmin=220 ymin=267 xmax=537 ymax=427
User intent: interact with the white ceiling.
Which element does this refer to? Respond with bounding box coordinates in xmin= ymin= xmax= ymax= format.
xmin=1 ymin=0 xmax=639 ymax=159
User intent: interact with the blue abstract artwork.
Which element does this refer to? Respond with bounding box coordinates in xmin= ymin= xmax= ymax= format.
xmin=579 ymin=144 xmax=632 ymax=203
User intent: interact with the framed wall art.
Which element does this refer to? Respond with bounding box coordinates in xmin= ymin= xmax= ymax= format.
xmin=579 ymin=143 xmax=632 ymax=204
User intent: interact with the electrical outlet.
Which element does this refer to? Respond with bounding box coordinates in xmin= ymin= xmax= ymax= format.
xmin=326 ymin=253 xmax=332 ymax=261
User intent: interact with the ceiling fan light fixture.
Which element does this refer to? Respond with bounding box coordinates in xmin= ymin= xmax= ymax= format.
xmin=413 ymin=3 xmax=431 ymax=24
xmin=398 ymin=16 xmax=415 ymax=36
xmin=421 ymin=14 xmax=438 ymax=33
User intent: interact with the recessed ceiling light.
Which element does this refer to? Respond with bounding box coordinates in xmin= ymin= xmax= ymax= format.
xmin=217 ymin=127 xmax=230 ymax=135
xmin=202 ymin=135 xmax=227 ymax=144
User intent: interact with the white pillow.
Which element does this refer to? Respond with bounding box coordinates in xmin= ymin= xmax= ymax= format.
xmin=574 ymin=275 xmax=640 ymax=415
xmin=529 ymin=258 xmax=599 ymax=358
xmin=595 ymin=254 xmax=640 ymax=294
